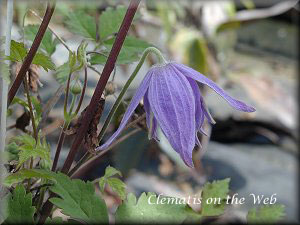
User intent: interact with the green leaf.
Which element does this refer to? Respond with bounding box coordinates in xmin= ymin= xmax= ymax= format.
xmin=115 ymin=192 xmax=189 ymax=224
xmin=90 ymin=36 xmax=152 ymax=65
xmin=201 ymin=178 xmax=230 ymax=216
xmin=99 ymin=6 xmax=127 ymax=40
xmin=32 ymin=52 xmax=56 ymax=71
xmin=11 ymin=96 xmax=29 ymax=110
xmin=103 ymin=165 xmax=122 ymax=178
xmin=3 ymin=169 xmax=56 ymax=187
xmin=13 ymin=133 xmax=35 ymax=147
xmin=24 ymin=24 xmax=59 ymax=56
xmin=7 ymin=40 xmax=55 ymax=71
xmin=49 ymin=173 xmax=108 ymax=223
xmin=4 ymin=184 xmax=35 ymax=224
xmin=54 ymin=62 xmax=70 ymax=84
xmin=12 ymin=134 xmax=52 ymax=169
xmin=106 ymin=178 xmax=126 ymax=200
xmin=99 ymin=166 xmax=126 ymax=200
xmin=65 ymin=11 xmax=96 ymax=40
xmin=18 ymin=145 xmax=51 ymax=170
xmin=247 ymin=204 xmax=285 ymax=223
xmin=7 ymin=40 xmax=27 ymax=62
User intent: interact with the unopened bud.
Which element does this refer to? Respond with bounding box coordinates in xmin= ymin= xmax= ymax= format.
xmin=70 ymin=80 xmax=82 ymax=95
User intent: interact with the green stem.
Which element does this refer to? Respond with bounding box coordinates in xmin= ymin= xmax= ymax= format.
xmin=68 ymin=47 xmax=166 ymax=176
xmin=68 ymin=94 xmax=77 ymax=115
xmin=97 ymin=47 xmax=166 ymax=143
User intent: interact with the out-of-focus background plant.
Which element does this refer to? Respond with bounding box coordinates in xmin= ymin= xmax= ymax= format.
xmin=0 ymin=0 xmax=298 ymax=223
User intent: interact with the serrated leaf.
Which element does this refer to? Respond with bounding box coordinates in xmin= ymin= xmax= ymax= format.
xmin=201 ymin=178 xmax=230 ymax=216
xmin=115 ymin=192 xmax=189 ymax=223
xmin=18 ymin=145 xmax=51 ymax=169
xmin=7 ymin=40 xmax=55 ymax=71
xmin=12 ymin=134 xmax=52 ymax=169
xmin=13 ymin=133 xmax=35 ymax=147
xmin=107 ymin=178 xmax=126 ymax=200
xmin=99 ymin=166 xmax=126 ymax=200
xmin=24 ymin=24 xmax=59 ymax=56
xmin=4 ymin=184 xmax=35 ymax=224
xmin=104 ymin=165 xmax=122 ymax=178
xmin=54 ymin=62 xmax=70 ymax=84
xmin=65 ymin=11 xmax=96 ymax=40
xmin=7 ymin=40 xmax=27 ymax=62
xmin=3 ymin=169 xmax=56 ymax=187
xmin=90 ymin=36 xmax=152 ymax=65
xmin=32 ymin=52 xmax=56 ymax=71
xmin=49 ymin=173 xmax=108 ymax=223
xmin=247 ymin=204 xmax=285 ymax=223
xmin=99 ymin=6 xmax=127 ymax=40
xmin=11 ymin=96 xmax=29 ymax=110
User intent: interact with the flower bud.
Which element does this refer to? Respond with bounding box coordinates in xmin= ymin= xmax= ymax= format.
xmin=105 ymin=81 xmax=116 ymax=96
xmin=70 ymin=80 xmax=82 ymax=95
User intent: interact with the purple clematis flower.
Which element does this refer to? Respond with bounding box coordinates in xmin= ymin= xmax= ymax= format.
xmin=96 ymin=62 xmax=255 ymax=167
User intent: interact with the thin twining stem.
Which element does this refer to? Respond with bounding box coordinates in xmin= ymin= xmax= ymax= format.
xmin=71 ymin=128 xmax=140 ymax=179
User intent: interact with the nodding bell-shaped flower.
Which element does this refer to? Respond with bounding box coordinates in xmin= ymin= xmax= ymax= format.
xmin=96 ymin=62 xmax=255 ymax=167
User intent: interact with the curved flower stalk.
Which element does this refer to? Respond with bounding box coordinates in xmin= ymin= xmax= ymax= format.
xmin=96 ymin=62 xmax=255 ymax=167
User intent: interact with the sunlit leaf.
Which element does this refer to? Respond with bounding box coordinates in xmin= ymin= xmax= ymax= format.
xmin=247 ymin=204 xmax=285 ymax=223
xmin=99 ymin=166 xmax=126 ymax=200
xmin=201 ymin=178 xmax=230 ymax=216
xmin=7 ymin=40 xmax=27 ymax=62
xmin=7 ymin=40 xmax=55 ymax=71
xmin=115 ymin=192 xmax=190 ymax=223
xmin=32 ymin=52 xmax=56 ymax=71
xmin=65 ymin=11 xmax=96 ymax=40
xmin=54 ymin=62 xmax=70 ymax=84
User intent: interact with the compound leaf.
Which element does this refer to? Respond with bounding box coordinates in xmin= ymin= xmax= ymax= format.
xmin=115 ymin=192 xmax=189 ymax=224
xmin=4 ymin=184 xmax=35 ymax=224
xmin=201 ymin=178 xmax=230 ymax=216
xmin=49 ymin=173 xmax=108 ymax=223
xmin=247 ymin=204 xmax=285 ymax=223
xmin=3 ymin=169 xmax=56 ymax=187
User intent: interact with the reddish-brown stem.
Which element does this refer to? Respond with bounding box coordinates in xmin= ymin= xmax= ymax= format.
xmin=60 ymin=0 xmax=141 ymax=174
xmin=38 ymin=1 xmax=140 ymax=223
xmin=7 ymin=3 xmax=55 ymax=106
